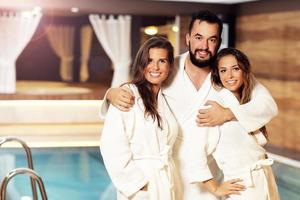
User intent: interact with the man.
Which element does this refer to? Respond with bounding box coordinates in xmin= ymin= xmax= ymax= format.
xmin=100 ymin=10 xmax=277 ymax=199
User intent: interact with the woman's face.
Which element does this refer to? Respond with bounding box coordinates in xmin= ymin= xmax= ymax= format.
xmin=144 ymin=48 xmax=170 ymax=92
xmin=218 ymin=55 xmax=244 ymax=98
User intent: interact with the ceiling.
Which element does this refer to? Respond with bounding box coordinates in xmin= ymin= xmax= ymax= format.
xmin=154 ymin=0 xmax=258 ymax=4
xmin=0 ymin=0 xmax=260 ymax=16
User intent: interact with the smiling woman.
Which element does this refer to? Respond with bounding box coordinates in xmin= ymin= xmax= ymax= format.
xmin=99 ymin=37 xmax=183 ymax=200
xmin=217 ymin=54 xmax=245 ymax=99
xmin=143 ymin=48 xmax=171 ymax=95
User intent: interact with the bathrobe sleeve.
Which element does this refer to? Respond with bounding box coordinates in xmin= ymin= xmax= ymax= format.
xmin=99 ymin=89 xmax=110 ymax=120
xmin=219 ymin=82 xmax=278 ymax=132
xmin=187 ymin=127 xmax=217 ymax=183
xmin=99 ymin=86 xmax=136 ymax=120
xmin=100 ymin=105 xmax=148 ymax=197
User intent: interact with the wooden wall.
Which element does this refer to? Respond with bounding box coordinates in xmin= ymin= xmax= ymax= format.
xmin=235 ymin=10 xmax=300 ymax=153
xmin=179 ymin=16 xmax=190 ymax=54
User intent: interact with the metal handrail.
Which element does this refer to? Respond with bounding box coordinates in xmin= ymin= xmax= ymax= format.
xmin=0 ymin=137 xmax=37 ymax=200
xmin=0 ymin=168 xmax=48 ymax=200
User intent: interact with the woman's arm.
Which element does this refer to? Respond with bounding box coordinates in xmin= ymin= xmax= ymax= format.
xmin=202 ymin=178 xmax=245 ymax=197
xmin=187 ymin=128 xmax=215 ymax=184
xmin=100 ymin=105 xmax=148 ymax=197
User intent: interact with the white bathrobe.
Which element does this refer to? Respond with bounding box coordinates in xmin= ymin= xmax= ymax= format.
xmin=100 ymin=52 xmax=278 ymax=200
xmin=188 ymin=88 xmax=280 ymax=200
xmin=162 ymin=52 xmax=278 ymax=200
xmin=100 ymin=84 xmax=182 ymax=200
xmin=163 ymin=58 xmax=222 ymax=200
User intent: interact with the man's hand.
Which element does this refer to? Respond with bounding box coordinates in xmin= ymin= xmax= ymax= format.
xmin=196 ymin=100 xmax=235 ymax=127
xmin=107 ymin=87 xmax=135 ymax=112
xmin=214 ymin=178 xmax=245 ymax=197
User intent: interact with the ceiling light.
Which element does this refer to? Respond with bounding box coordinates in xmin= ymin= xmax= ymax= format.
xmin=144 ymin=26 xmax=158 ymax=35
xmin=71 ymin=7 xmax=79 ymax=13
xmin=151 ymin=0 xmax=258 ymax=4
xmin=172 ymin=25 xmax=179 ymax=32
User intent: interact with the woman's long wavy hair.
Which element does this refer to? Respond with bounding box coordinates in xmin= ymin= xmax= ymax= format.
xmin=130 ymin=36 xmax=174 ymax=128
xmin=211 ymin=47 xmax=267 ymax=138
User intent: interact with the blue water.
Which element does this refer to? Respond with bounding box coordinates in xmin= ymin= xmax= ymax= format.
xmin=0 ymin=147 xmax=116 ymax=200
xmin=272 ymin=162 xmax=300 ymax=200
xmin=0 ymin=147 xmax=299 ymax=200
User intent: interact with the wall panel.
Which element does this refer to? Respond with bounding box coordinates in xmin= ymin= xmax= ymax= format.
xmin=236 ymin=11 xmax=300 ymax=153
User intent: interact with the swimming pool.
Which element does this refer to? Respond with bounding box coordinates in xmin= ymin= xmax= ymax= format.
xmin=0 ymin=147 xmax=299 ymax=200
xmin=0 ymin=147 xmax=116 ymax=200
xmin=272 ymin=160 xmax=300 ymax=200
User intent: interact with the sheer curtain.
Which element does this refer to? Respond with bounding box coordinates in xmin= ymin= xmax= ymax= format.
xmin=80 ymin=25 xmax=93 ymax=82
xmin=89 ymin=15 xmax=131 ymax=87
xmin=46 ymin=25 xmax=75 ymax=82
xmin=0 ymin=11 xmax=41 ymax=93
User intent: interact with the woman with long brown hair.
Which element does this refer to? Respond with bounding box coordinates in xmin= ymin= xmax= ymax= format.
xmin=197 ymin=47 xmax=280 ymax=199
xmin=212 ymin=47 xmax=268 ymax=142
xmin=100 ymin=37 xmax=181 ymax=200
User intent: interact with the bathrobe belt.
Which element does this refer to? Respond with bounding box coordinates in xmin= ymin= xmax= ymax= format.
xmin=133 ymin=145 xmax=174 ymax=189
xmin=223 ymin=158 xmax=274 ymax=187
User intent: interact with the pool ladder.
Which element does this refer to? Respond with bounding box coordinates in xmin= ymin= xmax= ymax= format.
xmin=0 ymin=168 xmax=48 ymax=200
xmin=0 ymin=137 xmax=48 ymax=200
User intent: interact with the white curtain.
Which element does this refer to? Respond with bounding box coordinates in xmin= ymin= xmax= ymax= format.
xmin=0 ymin=11 xmax=41 ymax=93
xmin=46 ymin=25 xmax=75 ymax=82
xmin=89 ymin=15 xmax=132 ymax=87
xmin=80 ymin=25 xmax=93 ymax=82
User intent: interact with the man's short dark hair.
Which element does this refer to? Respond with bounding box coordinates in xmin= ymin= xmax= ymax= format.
xmin=188 ymin=10 xmax=223 ymax=38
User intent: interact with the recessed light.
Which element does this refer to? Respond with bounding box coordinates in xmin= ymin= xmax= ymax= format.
xmin=71 ymin=7 xmax=79 ymax=13
xmin=144 ymin=26 xmax=158 ymax=35
xmin=172 ymin=25 xmax=179 ymax=32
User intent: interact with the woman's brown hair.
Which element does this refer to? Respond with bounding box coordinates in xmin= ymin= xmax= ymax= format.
xmin=211 ymin=47 xmax=267 ymax=138
xmin=130 ymin=36 xmax=174 ymax=128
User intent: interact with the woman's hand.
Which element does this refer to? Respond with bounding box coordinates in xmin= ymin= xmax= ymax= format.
xmin=214 ymin=178 xmax=245 ymax=197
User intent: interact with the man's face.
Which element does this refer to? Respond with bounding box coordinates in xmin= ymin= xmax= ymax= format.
xmin=186 ymin=20 xmax=221 ymax=68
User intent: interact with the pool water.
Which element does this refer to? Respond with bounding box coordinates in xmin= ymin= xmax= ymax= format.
xmin=0 ymin=147 xmax=299 ymax=200
xmin=272 ymin=162 xmax=300 ymax=200
xmin=0 ymin=147 xmax=116 ymax=200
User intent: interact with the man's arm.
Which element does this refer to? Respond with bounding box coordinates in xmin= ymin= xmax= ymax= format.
xmin=99 ymin=87 xmax=135 ymax=119
xmin=197 ymin=82 xmax=278 ymax=132
xmin=196 ymin=101 xmax=235 ymax=127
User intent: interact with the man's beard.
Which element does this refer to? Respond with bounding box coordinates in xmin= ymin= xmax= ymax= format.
xmin=189 ymin=44 xmax=216 ymax=68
